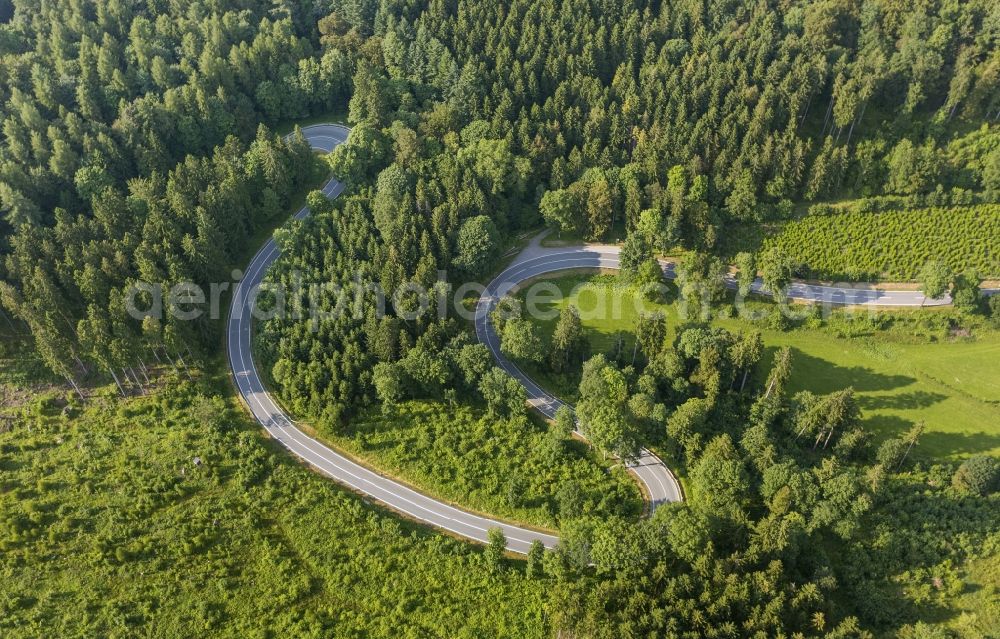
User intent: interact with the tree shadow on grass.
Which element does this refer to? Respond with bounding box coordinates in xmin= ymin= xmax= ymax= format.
xmin=856 ymin=390 xmax=949 ymax=411
xmin=916 ymin=430 xmax=1000 ymax=458
xmin=762 ymin=346 xmax=917 ymax=395
xmin=864 ymin=413 xmax=1000 ymax=458
xmin=864 ymin=414 xmax=921 ymax=439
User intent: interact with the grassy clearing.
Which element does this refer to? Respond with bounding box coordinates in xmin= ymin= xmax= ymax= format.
xmin=519 ymin=273 xmax=1000 ymax=459
xmin=515 ymin=273 xmax=673 ymax=401
xmin=740 ymin=328 xmax=1000 ymax=459
xmin=324 ymin=400 xmax=642 ymax=529
xmin=0 ymin=356 xmax=548 ymax=638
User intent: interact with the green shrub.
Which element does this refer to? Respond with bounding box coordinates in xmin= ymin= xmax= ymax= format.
xmin=988 ymin=295 xmax=1000 ymax=324
xmin=952 ymin=456 xmax=1000 ymax=495
xmin=766 ymin=309 xmax=791 ymax=331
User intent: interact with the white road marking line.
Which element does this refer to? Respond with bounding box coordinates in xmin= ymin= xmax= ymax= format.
xmin=476 ymin=255 xmax=683 ymax=506
xmin=229 ymin=131 xmax=556 ymax=552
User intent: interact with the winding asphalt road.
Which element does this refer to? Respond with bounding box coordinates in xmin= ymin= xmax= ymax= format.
xmin=475 ymin=252 xmax=685 ymax=509
xmin=469 ymin=238 xmax=1000 ymax=513
xmin=493 ymin=244 xmax=997 ymax=308
xmin=229 ymin=123 xmax=993 ymax=554
xmin=228 ymin=124 xmax=558 ymax=553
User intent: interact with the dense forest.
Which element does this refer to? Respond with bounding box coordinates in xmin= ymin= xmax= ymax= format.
xmin=2 ymin=0 xmax=999 ymax=636
xmin=254 ymin=0 xmax=999 ymax=634
xmin=256 ymin=0 xmax=1000 ymax=436
xmin=2 ymin=0 xmax=999 ymax=390
xmin=0 ymin=0 xmax=344 ymax=388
